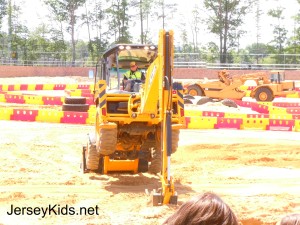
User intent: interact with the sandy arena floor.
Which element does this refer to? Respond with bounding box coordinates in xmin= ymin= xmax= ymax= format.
xmin=0 ymin=77 xmax=300 ymax=225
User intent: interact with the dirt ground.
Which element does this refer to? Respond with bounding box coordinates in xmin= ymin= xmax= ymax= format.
xmin=0 ymin=77 xmax=300 ymax=225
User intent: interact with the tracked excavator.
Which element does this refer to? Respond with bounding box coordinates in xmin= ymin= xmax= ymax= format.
xmin=81 ymin=30 xmax=185 ymax=205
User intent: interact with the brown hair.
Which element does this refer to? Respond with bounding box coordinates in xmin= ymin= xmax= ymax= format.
xmin=280 ymin=214 xmax=300 ymax=225
xmin=163 ymin=192 xmax=239 ymax=225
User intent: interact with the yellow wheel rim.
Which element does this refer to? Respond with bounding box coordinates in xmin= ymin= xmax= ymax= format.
xmin=188 ymin=89 xmax=198 ymax=96
xmin=259 ymin=92 xmax=268 ymax=101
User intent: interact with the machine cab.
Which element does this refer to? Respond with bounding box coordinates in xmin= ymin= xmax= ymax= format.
xmin=270 ymin=70 xmax=285 ymax=83
xmin=95 ymin=44 xmax=157 ymax=92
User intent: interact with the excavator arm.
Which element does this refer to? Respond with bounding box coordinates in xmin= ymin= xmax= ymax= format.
xmin=148 ymin=30 xmax=177 ymax=205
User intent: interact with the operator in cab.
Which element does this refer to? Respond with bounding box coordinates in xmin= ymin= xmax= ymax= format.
xmin=123 ymin=61 xmax=145 ymax=91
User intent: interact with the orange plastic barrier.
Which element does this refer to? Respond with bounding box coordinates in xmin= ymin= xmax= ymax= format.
xmin=36 ymin=110 xmax=64 ymax=123
xmin=214 ymin=118 xmax=243 ymax=129
xmin=86 ymin=110 xmax=96 ymax=125
xmin=24 ymin=95 xmax=44 ymax=105
xmin=295 ymin=119 xmax=300 ymax=131
xmin=241 ymin=118 xmax=269 ymax=130
xmin=0 ymin=93 xmax=6 ymax=103
xmin=0 ymin=108 xmax=13 ymax=120
xmin=185 ymin=116 xmax=217 ymax=129
xmin=266 ymin=119 xmax=295 ymax=131
xmin=268 ymin=106 xmax=288 ymax=115
xmin=11 ymin=109 xmax=38 ymax=121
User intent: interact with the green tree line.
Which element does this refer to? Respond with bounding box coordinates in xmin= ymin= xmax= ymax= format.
xmin=1 ymin=0 xmax=300 ymax=66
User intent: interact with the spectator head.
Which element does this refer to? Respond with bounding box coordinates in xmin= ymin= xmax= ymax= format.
xmin=278 ymin=214 xmax=300 ymax=225
xmin=163 ymin=192 xmax=239 ymax=225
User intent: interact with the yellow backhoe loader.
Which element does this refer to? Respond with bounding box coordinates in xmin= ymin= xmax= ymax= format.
xmin=81 ymin=30 xmax=185 ymax=205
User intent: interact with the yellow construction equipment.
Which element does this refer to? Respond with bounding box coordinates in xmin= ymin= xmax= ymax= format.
xmin=184 ymin=70 xmax=295 ymax=102
xmin=81 ymin=30 xmax=185 ymax=205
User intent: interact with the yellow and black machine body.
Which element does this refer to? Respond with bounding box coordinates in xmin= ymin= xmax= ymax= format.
xmin=81 ymin=30 xmax=185 ymax=205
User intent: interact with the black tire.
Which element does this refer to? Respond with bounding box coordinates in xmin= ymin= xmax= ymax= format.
xmin=86 ymin=143 xmax=100 ymax=171
xmin=221 ymin=99 xmax=238 ymax=108
xmin=196 ymin=97 xmax=213 ymax=105
xmin=187 ymin=84 xmax=203 ymax=96
xmin=255 ymin=87 xmax=274 ymax=102
xmin=62 ymin=104 xmax=89 ymax=112
xmin=64 ymin=96 xmax=86 ymax=104
xmin=148 ymin=148 xmax=162 ymax=174
xmin=138 ymin=159 xmax=149 ymax=173
xmin=184 ymin=98 xmax=194 ymax=104
xmin=140 ymin=139 xmax=155 ymax=160
xmin=171 ymin=129 xmax=180 ymax=154
xmin=97 ymin=128 xmax=117 ymax=156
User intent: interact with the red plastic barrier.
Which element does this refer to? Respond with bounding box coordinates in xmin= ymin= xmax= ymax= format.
xmin=10 ymin=109 xmax=38 ymax=121
xmin=54 ymin=84 xmax=66 ymax=90
xmin=251 ymin=102 xmax=269 ymax=114
xmin=5 ymin=94 xmax=25 ymax=104
xmin=35 ymin=84 xmax=44 ymax=90
xmin=235 ymin=100 xmax=252 ymax=108
xmin=266 ymin=119 xmax=295 ymax=131
xmin=81 ymin=89 xmax=92 ymax=94
xmin=184 ymin=117 xmax=190 ymax=129
xmin=42 ymin=96 xmax=63 ymax=105
xmin=8 ymin=85 xmax=16 ymax=91
xmin=80 ymin=89 xmax=93 ymax=97
xmin=273 ymin=102 xmax=300 ymax=108
xmin=20 ymin=84 xmax=28 ymax=90
xmin=86 ymin=97 xmax=94 ymax=105
xmin=247 ymin=114 xmax=269 ymax=118
xmin=78 ymin=84 xmax=91 ymax=89
xmin=61 ymin=112 xmax=88 ymax=124
xmin=202 ymin=111 xmax=225 ymax=117
xmin=286 ymin=108 xmax=300 ymax=114
xmin=292 ymin=114 xmax=300 ymax=120
xmin=214 ymin=117 xmax=243 ymax=129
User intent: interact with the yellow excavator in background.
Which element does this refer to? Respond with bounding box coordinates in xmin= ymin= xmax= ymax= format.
xmin=81 ymin=30 xmax=185 ymax=205
xmin=184 ymin=70 xmax=295 ymax=102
